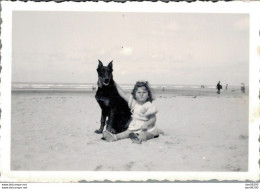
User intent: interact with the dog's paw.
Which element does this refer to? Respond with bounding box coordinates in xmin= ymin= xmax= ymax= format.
xmin=95 ymin=129 xmax=103 ymax=134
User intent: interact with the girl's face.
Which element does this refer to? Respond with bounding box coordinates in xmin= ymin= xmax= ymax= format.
xmin=135 ymin=86 xmax=148 ymax=104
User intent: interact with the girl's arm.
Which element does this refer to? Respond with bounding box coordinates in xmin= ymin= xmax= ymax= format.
xmin=115 ymin=82 xmax=129 ymax=102
xmin=141 ymin=114 xmax=156 ymax=131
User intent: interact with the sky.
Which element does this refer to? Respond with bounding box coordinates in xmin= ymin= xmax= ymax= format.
xmin=12 ymin=12 xmax=249 ymax=85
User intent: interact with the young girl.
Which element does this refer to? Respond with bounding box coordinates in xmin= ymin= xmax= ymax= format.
xmin=103 ymin=81 xmax=161 ymax=144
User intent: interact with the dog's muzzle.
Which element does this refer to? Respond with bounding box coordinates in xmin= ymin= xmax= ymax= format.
xmin=103 ymin=79 xmax=110 ymax=86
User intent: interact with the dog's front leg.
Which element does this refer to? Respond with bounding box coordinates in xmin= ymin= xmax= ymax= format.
xmin=106 ymin=109 xmax=116 ymax=134
xmin=95 ymin=110 xmax=107 ymax=134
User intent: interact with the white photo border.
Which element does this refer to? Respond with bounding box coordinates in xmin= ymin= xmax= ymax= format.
xmin=1 ymin=1 xmax=259 ymax=182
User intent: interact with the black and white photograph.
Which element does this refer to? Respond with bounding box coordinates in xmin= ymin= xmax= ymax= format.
xmin=0 ymin=1 xmax=259 ymax=182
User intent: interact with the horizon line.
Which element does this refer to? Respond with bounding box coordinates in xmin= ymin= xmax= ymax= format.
xmin=11 ymin=82 xmax=246 ymax=87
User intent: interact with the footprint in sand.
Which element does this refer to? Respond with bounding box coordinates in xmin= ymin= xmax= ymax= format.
xmin=228 ymin=146 xmax=237 ymax=150
xmin=165 ymin=141 xmax=174 ymax=149
xmin=125 ymin=161 xmax=135 ymax=171
xmin=165 ymin=141 xmax=173 ymax=145
xmin=94 ymin=165 xmax=103 ymax=171
xmin=165 ymin=138 xmax=185 ymax=146
xmin=239 ymin=135 xmax=248 ymax=140
xmin=225 ymin=164 xmax=241 ymax=171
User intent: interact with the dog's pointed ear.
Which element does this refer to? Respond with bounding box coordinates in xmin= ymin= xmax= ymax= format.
xmin=108 ymin=61 xmax=113 ymax=71
xmin=98 ymin=60 xmax=103 ymax=69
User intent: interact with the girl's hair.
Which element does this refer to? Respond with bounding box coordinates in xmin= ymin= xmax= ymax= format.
xmin=131 ymin=81 xmax=153 ymax=102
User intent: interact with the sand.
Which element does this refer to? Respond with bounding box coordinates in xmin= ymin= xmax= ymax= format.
xmin=11 ymin=89 xmax=248 ymax=171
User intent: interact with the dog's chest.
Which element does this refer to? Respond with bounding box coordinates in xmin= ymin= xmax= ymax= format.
xmin=95 ymin=90 xmax=111 ymax=107
xmin=97 ymin=96 xmax=110 ymax=107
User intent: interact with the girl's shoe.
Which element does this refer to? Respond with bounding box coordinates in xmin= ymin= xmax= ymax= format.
xmin=103 ymin=130 xmax=117 ymax=142
xmin=129 ymin=133 xmax=142 ymax=144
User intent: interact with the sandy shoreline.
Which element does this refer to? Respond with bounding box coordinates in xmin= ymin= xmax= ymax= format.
xmin=11 ymin=90 xmax=248 ymax=171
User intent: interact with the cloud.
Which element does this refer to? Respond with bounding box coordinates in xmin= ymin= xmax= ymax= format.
xmin=120 ymin=47 xmax=133 ymax=56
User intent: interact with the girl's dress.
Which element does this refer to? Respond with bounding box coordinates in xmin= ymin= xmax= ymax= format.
xmin=128 ymin=96 xmax=158 ymax=134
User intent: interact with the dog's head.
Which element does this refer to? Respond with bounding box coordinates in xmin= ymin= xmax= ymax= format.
xmin=97 ymin=60 xmax=113 ymax=88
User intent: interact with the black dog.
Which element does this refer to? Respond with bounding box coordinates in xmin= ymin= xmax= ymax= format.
xmin=95 ymin=60 xmax=131 ymax=134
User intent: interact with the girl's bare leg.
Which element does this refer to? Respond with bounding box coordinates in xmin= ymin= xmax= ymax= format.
xmin=138 ymin=131 xmax=155 ymax=141
xmin=116 ymin=130 xmax=132 ymax=140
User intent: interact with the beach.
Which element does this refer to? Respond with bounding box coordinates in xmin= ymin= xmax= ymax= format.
xmin=11 ymin=88 xmax=248 ymax=171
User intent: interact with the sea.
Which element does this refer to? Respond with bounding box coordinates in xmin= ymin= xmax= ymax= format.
xmin=11 ymin=82 xmax=244 ymax=95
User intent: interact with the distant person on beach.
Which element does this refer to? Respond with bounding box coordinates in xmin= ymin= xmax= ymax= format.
xmin=216 ymin=81 xmax=222 ymax=94
xmin=241 ymin=83 xmax=245 ymax=93
xmin=225 ymin=84 xmax=228 ymax=90
xmin=103 ymin=81 xmax=161 ymax=144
